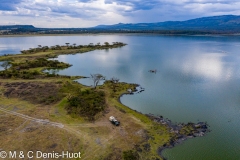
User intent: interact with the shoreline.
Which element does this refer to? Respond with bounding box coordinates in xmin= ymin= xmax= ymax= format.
xmin=146 ymin=114 xmax=209 ymax=159
xmin=117 ymin=87 xmax=210 ymax=159
xmin=1 ymin=33 xmax=240 ymax=38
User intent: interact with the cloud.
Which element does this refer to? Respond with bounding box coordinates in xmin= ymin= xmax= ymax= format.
xmin=128 ymin=0 xmax=240 ymax=23
xmin=0 ymin=0 xmax=240 ymax=27
xmin=0 ymin=0 xmax=24 ymax=11
xmin=105 ymin=0 xmax=159 ymax=11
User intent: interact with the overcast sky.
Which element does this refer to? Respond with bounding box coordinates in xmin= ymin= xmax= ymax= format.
xmin=0 ymin=0 xmax=240 ymax=28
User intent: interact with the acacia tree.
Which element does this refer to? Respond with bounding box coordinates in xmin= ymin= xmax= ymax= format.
xmin=88 ymin=43 xmax=94 ymax=47
xmin=111 ymin=77 xmax=119 ymax=83
xmin=104 ymin=42 xmax=109 ymax=46
xmin=110 ymin=77 xmax=119 ymax=92
xmin=91 ymin=74 xmax=105 ymax=89
xmin=20 ymin=50 xmax=27 ymax=54
xmin=1 ymin=61 xmax=11 ymax=70
xmin=55 ymin=45 xmax=61 ymax=50
xmin=42 ymin=46 xmax=49 ymax=52
xmin=73 ymin=43 xmax=76 ymax=48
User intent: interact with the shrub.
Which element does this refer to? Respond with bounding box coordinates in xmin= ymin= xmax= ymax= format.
xmin=66 ymin=89 xmax=106 ymax=121
xmin=123 ymin=150 xmax=139 ymax=160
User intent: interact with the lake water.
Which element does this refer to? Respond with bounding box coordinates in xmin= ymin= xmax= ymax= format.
xmin=1 ymin=35 xmax=240 ymax=160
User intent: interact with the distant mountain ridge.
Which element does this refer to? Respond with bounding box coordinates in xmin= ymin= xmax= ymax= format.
xmin=94 ymin=15 xmax=240 ymax=32
xmin=1 ymin=15 xmax=240 ymax=34
xmin=0 ymin=25 xmax=35 ymax=30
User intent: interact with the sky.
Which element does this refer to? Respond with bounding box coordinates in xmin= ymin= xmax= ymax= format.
xmin=0 ymin=0 xmax=240 ymax=28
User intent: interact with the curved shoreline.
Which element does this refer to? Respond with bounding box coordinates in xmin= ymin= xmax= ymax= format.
xmin=116 ymin=85 xmax=210 ymax=159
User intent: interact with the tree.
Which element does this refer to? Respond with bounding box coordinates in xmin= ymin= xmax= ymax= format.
xmin=123 ymin=150 xmax=139 ymax=160
xmin=110 ymin=77 xmax=119 ymax=83
xmin=88 ymin=43 xmax=94 ymax=47
xmin=65 ymin=43 xmax=70 ymax=47
xmin=110 ymin=77 xmax=119 ymax=92
xmin=42 ymin=46 xmax=49 ymax=52
xmin=104 ymin=42 xmax=109 ymax=46
xmin=90 ymin=74 xmax=105 ymax=89
xmin=55 ymin=45 xmax=61 ymax=50
xmin=51 ymin=46 xmax=56 ymax=50
xmin=20 ymin=50 xmax=27 ymax=54
xmin=1 ymin=61 xmax=11 ymax=70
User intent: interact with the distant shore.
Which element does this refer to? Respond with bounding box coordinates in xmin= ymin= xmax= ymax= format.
xmin=1 ymin=33 xmax=240 ymax=38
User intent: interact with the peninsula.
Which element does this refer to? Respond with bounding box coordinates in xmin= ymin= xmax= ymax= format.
xmin=0 ymin=42 xmax=209 ymax=159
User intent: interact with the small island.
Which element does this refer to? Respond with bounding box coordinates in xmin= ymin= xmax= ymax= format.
xmin=0 ymin=42 xmax=209 ymax=160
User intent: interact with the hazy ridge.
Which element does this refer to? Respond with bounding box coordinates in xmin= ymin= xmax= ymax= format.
xmin=1 ymin=15 xmax=240 ymax=34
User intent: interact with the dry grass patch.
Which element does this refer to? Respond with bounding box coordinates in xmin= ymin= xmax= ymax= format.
xmin=1 ymin=82 xmax=63 ymax=105
xmin=0 ymin=115 xmax=84 ymax=157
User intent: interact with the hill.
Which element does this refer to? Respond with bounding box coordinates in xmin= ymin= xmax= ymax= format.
xmin=94 ymin=15 xmax=240 ymax=33
xmin=1 ymin=15 xmax=240 ymax=34
xmin=0 ymin=25 xmax=35 ymax=30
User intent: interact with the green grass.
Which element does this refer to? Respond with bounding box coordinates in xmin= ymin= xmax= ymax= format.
xmin=103 ymin=80 xmax=172 ymax=159
xmin=49 ymin=98 xmax=85 ymax=124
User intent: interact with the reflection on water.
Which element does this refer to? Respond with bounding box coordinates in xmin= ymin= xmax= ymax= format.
xmin=180 ymin=53 xmax=232 ymax=81
xmin=1 ymin=35 xmax=240 ymax=160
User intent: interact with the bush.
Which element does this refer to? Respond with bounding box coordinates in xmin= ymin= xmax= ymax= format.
xmin=123 ymin=150 xmax=139 ymax=160
xmin=66 ymin=89 xmax=106 ymax=121
xmin=11 ymin=58 xmax=71 ymax=70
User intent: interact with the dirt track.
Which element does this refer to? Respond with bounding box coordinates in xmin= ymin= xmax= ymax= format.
xmin=0 ymin=105 xmax=64 ymax=128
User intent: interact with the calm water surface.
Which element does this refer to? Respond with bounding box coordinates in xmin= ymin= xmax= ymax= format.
xmin=1 ymin=35 xmax=240 ymax=160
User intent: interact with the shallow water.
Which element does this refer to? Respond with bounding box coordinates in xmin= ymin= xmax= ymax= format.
xmin=0 ymin=62 xmax=4 ymax=71
xmin=1 ymin=35 xmax=240 ymax=160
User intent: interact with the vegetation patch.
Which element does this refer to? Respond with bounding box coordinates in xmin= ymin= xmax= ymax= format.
xmin=0 ymin=69 xmax=41 ymax=79
xmin=0 ymin=42 xmax=126 ymax=80
xmin=20 ymin=42 xmax=126 ymax=55
xmin=66 ymin=89 xmax=106 ymax=121
xmin=1 ymin=82 xmax=63 ymax=105
xmin=11 ymin=58 xmax=71 ymax=70
xmin=122 ymin=150 xmax=139 ymax=160
xmin=103 ymin=80 xmax=138 ymax=98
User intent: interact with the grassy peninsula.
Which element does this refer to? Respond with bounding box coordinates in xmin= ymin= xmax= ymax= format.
xmin=0 ymin=42 xmax=208 ymax=160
